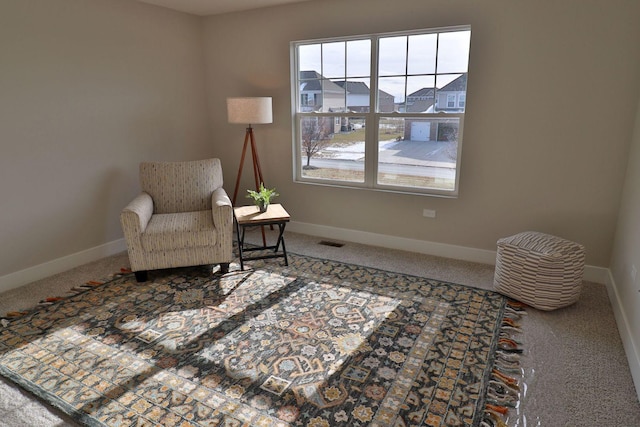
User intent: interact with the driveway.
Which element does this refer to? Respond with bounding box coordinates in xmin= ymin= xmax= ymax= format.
xmin=319 ymin=139 xmax=456 ymax=168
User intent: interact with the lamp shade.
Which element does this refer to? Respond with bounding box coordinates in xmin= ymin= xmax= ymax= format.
xmin=227 ymin=97 xmax=273 ymax=125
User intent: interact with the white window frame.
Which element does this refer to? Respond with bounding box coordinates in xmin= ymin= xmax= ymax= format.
xmin=290 ymin=26 xmax=470 ymax=197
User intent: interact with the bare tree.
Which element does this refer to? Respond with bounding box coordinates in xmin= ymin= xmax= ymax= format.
xmin=301 ymin=117 xmax=331 ymax=169
xmin=441 ymin=121 xmax=459 ymax=162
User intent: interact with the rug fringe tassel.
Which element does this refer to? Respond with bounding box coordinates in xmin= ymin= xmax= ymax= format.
xmin=4 ymin=311 xmax=28 ymax=318
xmin=482 ymin=299 xmax=526 ymax=427
xmin=481 ymin=409 xmax=510 ymax=427
xmin=1 ymin=270 xmax=130 ymax=327
xmin=66 ymin=280 xmax=105 ymax=295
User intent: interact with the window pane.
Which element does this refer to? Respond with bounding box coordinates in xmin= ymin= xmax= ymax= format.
xmin=299 ymin=44 xmax=321 ymax=78
xmin=435 ymin=73 xmax=466 ymax=112
xmin=321 ymin=80 xmax=346 ymax=112
xmin=437 ymin=30 xmax=471 ymax=73
xmin=334 ymin=78 xmax=370 ymax=112
xmin=347 ymin=39 xmax=371 ymax=77
xmin=405 ymin=76 xmax=435 ymax=113
xmin=378 ymin=76 xmax=404 ymax=111
xmin=299 ymin=78 xmax=321 ymax=112
xmin=300 ymin=116 xmax=365 ymax=183
xmin=377 ymin=85 xmax=395 ymax=113
xmin=407 ymin=33 xmax=437 ymax=75
xmin=322 ymin=41 xmax=345 ymax=78
xmin=377 ymin=117 xmax=459 ymax=191
xmin=379 ymin=36 xmax=407 ymax=76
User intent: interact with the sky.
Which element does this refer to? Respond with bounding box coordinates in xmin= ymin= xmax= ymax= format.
xmin=298 ymin=29 xmax=471 ymax=103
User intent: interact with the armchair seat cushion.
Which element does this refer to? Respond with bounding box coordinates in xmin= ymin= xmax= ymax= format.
xmin=141 ymin=210 xmax=216 ymax=252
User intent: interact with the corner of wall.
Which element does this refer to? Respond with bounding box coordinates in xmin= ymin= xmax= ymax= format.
xmin=605 ymin=270 xmax=640 ymax=400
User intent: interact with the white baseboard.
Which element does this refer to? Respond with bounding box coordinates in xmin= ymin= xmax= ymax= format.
xmin=288 ymin=221 xmax=498 ymax=265
xmin=1 ymin=224 xmax=611 ymax=292
xmin=288 ymin=221 xmax=608 ymax=284
xmin=583 ymin=265 xmax=611 ymax=285
xmin=604 ymin=270 xmax=640 ymax=400
xmin=0 ymin=238 xmax=127 ymax=294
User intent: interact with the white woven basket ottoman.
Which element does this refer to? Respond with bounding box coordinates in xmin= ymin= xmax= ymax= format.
xmin=493 ymin=231 xmax=585 ymax=311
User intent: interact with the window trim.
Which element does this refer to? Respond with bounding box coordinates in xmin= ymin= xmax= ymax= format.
xmin=290 ymin=25 xmax=470 ymax=197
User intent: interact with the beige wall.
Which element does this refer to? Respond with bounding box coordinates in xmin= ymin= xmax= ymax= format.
xmin=1 ymin=0 xmax=637 ymax=394
xmin=1 ymin=0 xmax=639 ymax=276
xmin=0 ymin=0 xmax=211 ymax=277
xmin=610 ymin=93 xmax=640 ymax=391
xmin=203 ymin=0 xmax=640 ymax=267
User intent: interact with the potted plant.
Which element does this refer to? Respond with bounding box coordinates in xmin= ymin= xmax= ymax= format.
xmin=246 ymin=183 xmax=279 ymax=213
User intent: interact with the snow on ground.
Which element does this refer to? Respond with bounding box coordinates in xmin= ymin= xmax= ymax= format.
xmin=323 ymin=139 xmax=399 ymax=160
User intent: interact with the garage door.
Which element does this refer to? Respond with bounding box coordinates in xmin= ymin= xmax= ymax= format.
xmin=410 ymin=121 xmax=431 ymax=141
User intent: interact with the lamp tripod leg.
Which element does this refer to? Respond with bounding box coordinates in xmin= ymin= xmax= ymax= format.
xmin=232 ymin=129 xmax=251 ymax=206
xmin=248 ymin=129 xmax=267 ymax=246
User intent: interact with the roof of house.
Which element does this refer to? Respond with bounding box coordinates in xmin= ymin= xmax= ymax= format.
xmin=333 ymin=80 xmax=394 ymax=99
xmin=405 ymin=99 xmax=434 ymax=113
xmin=439 ymin=73 xmax=467 ymax=92
xmin=299 ymin=71 xmax=344 ymax=93
xmin=407 ymin=88 xmax=435 ymax=98
xmin=334 ymin=80 xmax=368 ymax=94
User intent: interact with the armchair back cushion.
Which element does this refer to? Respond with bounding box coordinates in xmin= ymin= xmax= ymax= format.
xmin=140 ymin=158 xmax=224 ymax=214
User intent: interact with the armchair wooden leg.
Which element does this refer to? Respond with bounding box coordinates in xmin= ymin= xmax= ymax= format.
xmin=219 ymin=263 xmax=230 ymax=274
xmin=134 ymin=271 xmax=148 ymax=282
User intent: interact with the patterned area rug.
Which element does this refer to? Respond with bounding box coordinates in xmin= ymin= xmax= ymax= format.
xmin=0 ymin=253 xmax=522 ymax=427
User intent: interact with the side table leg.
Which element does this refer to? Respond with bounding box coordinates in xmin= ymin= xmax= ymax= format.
xmin=235 ymin=219 xmax=245 ymax=271
xmin=278 ymin=223 xmax=288 ymax=266
xmin=275 ymin=222 xmax=286 ymax=252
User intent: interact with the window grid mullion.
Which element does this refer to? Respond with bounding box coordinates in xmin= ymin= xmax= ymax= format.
xmin=320 ymin=43 xmax=324 ymax=112
xmin=343 ymin=42 xmax=348 ymax=111
xmin=434 ymin=33 xmax=440 ymax=110
xmin=404 ymin=35 xmax=409 ymax=111
xmin=365 ymin=35 xmax=380 ymax=188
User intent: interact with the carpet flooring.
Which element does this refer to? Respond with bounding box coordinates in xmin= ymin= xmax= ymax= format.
xmin=0 ymin=229 xmax=639 ymax=426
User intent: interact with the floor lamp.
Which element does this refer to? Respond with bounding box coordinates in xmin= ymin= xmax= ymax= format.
xmin=227 ymin=97 xmax=273 ymax=245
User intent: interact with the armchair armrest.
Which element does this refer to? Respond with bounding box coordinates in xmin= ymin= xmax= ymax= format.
xmin=120 ymin=192 xmax=153 ymax=273
xmin=121 ymin=192 xmax=153 ymax=235
xmin=211 ymin=187 xmax=232 ymax=231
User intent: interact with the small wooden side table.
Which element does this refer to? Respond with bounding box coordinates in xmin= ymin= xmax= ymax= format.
xmin=233 ymin=204 xmax=290 ymax=270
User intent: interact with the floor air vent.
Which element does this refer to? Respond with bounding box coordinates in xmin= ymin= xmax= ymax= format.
xmin=318 ymin=240 xmax=344 ymax=248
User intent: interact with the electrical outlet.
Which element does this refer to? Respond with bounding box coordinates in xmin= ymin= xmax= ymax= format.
xmin=422 ymin=209 xmax=436 ymax=218
xmin=631 ymin=265 xmax=637 ymax=283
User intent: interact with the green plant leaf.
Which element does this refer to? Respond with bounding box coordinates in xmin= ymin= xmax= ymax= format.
xmin=246 ymin=183 xmax=278 ymax=204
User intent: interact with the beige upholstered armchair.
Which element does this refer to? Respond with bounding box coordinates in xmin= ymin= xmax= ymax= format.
xmin=120 ymin=158 xmax=233 ymax=282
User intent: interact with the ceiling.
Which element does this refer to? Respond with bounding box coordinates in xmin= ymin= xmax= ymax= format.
xmin=135 ymin=0 xmax=314 ymax=16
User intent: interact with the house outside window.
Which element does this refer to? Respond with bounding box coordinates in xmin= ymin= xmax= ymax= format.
xmin=291 ymin=26 xmax=471 ymax=196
